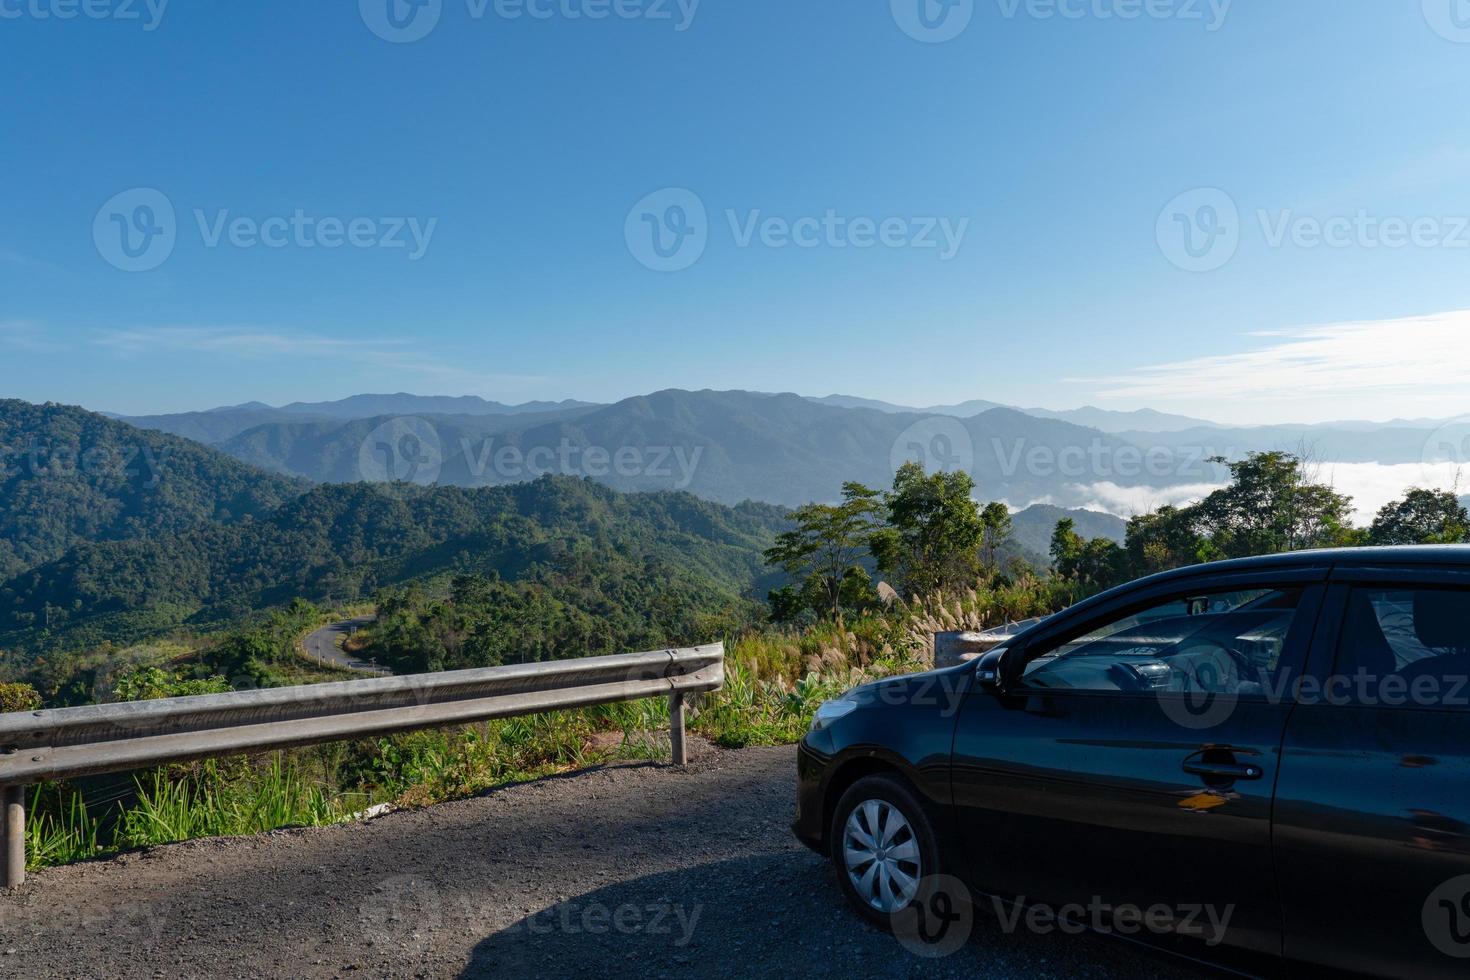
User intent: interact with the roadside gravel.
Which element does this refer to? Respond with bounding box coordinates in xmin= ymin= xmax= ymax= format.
xmin=0 ymin=742 xmax=1202 ymax=979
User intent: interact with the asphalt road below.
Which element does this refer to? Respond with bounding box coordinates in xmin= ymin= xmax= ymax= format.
xmin=301 ymin=617 xmax=389 ymax=675
xmin=0 ymin=744 xmax=1206 ymax=979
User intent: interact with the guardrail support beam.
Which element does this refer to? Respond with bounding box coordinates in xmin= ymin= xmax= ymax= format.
xmin=3 ymin=784 xmax=24 ymax=889
xmin=669 ymin=691 xmax=687 ymax=766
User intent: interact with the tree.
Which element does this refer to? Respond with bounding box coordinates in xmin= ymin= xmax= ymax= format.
xmin=1125 ymin=505 xmax=1205 ymax=576
xmin=1193 ymin=452 xmax=1355 ymax=558
xmin=979 ymin=502 xmax=1013 ymax=572
xmin=872 ymin=463 xmax=985 ymax=597
xmin=1051 ymin=518 xmax=1127 ymax=590
xmin=763 ymin=482 xmax=883 ymax=620
xmin=1369 ymin=489 xmax=1470 ymax=545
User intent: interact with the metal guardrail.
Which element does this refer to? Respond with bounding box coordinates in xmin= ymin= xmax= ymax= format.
xmin=0 ymin=643 xmax=725 ymax=889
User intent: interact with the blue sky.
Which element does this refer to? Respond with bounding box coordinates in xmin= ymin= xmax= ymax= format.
xmin=4 ymin=0 xmax=1470 ymax=422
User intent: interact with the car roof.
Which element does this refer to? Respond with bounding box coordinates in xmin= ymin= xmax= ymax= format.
xmin=1034 ymin=546 xmax=1470 ymax=638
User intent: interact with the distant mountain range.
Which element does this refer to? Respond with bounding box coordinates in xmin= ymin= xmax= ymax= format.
xmin=106 ymin=389 xmax=1468 ymax=518
xmin=804 ymin=395 xmax=1217 ymax=433
xmin=122 ymin=389 xmax=1206 ymax=509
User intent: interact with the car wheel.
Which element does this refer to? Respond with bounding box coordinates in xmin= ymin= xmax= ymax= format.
xmin=829 ymin=774 xmax=942 ymax=929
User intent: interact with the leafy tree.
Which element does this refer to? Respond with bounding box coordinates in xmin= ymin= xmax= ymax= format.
xmin=1124 ymin=506 xmax=1205 ymax=576
xmin=764 ymin=482 xmax=883 ymax=620
xmin=871 ymin=463 xmax=985 ymax=597
xmin=979 ymin=501 xmax=1013 ymax=572
xmin=1193 ymin=452 xmax=1355 ymax=558
xmin=1369 ymin=489 xmax=1470 ymax=545
xmin=1050 ymin=518 xmax=1127 ymax=590
xmin=0 ymin=681 xmax=41 ymax=713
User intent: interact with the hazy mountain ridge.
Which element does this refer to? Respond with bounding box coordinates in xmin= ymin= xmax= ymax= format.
xmin=198 ymin=389 xmax=1187 ymax=509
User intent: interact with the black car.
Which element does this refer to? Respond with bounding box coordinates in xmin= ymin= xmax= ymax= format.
xmin=794 ymin=546 xmax=1470 ymax=977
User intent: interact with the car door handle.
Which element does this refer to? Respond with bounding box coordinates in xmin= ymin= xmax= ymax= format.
xmin=1183 ymin=759 xmax=1263 ymax=781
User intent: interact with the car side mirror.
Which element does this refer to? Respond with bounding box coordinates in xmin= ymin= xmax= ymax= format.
xmin=975 ymin=646 xmax=1008 ymax=691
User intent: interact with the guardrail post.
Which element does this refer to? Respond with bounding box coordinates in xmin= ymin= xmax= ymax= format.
xmin=3 ymin=784 xmax=24 ymax=889
xmin=669 ymin=691 xmax=687 ymax=766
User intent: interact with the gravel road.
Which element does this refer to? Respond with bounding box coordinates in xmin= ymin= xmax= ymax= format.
xmin=0 ymin=743 xmax=1204 ymax=979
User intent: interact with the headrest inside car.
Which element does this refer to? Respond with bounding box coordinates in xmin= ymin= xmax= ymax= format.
xmin=1412 ymin=589 xmax=1470 ymax=652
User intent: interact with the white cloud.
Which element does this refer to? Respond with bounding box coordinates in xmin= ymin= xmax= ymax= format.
xmin=1076 ymin=310 xmax=1470 ymax=424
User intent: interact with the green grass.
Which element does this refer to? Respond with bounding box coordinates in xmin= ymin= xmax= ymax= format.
xmin=19 ymin=577 xmax=1049 ymax=871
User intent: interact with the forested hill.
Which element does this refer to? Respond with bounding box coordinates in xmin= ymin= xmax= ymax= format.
xmin=0 ymin=476 xmax=790 ymax=659
xmin=0 ymin=400 xmax=306 ymax=582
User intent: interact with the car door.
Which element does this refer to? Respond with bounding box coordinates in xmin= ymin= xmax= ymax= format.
xmin=951 ymin=567 xmax=1327 ymax=969
xmin=1274 ymin=567 xmax=1470 ymax=978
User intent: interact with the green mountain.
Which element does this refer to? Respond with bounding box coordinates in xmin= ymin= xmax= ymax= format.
xmin=1010 ymin=504 xmax=1128 ymax=562
xmin=118 ymin=395 xmax=600 ymax=444
xmin=204 ymin=389 xmax=1172 ymax=509
xmin=0 ymin=400 xmax=305 ymax=582
xmin=0 ymin=475 xmax=789 ymax=659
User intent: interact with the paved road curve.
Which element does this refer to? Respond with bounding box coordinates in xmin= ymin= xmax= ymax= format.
xmin=301 ymin=617 xmax=390 ymax=675
xmin=0 ymin=745 xmax=1204 ymax=979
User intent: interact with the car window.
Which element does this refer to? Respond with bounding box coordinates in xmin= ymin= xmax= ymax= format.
xmin=1018 ymin=588 xmax=1304 ymax=696
xmin=1332 ymin=587 xmax=1470 ymax=710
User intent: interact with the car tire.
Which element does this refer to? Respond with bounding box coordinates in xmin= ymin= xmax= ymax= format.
xmin=828 ymin=774 xmax=945 ymax=930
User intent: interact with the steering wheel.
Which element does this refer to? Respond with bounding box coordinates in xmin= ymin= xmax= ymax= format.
xmin=1169 ymin=640 xmax=1248 ymax=694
